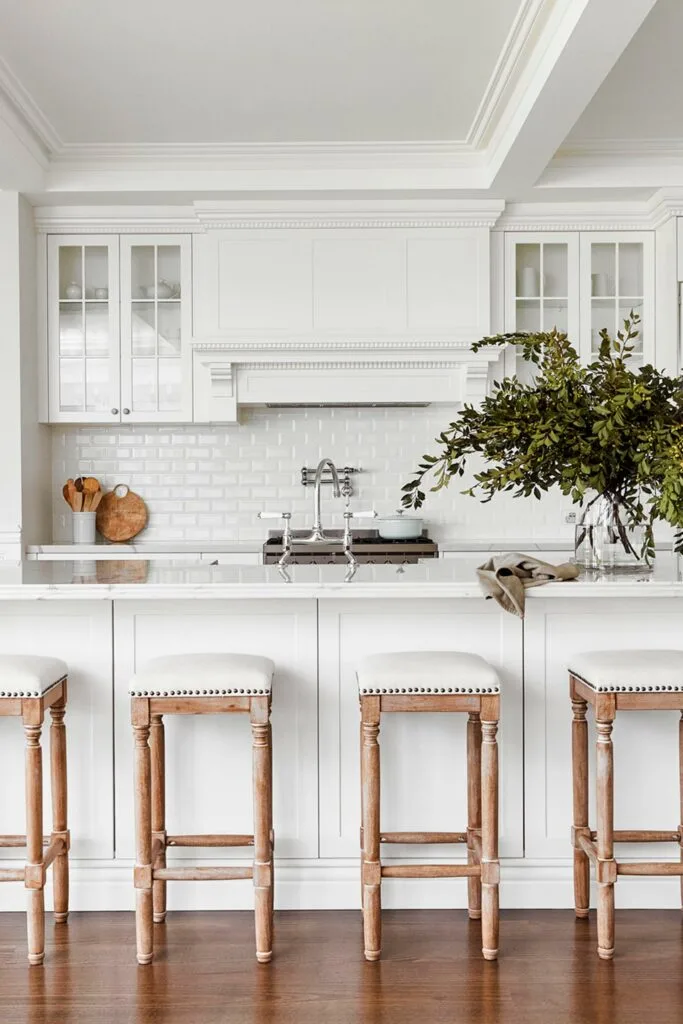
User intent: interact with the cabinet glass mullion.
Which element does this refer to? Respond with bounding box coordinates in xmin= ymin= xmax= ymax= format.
xmin=54 ymin=241 xmax=115 ymax=415
xmin=128 ymin=242 xmax=182 ymax=415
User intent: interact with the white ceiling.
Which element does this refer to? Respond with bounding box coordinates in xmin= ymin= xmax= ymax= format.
xmin=0 ymin=0 xmax=521 ymax=145
xmin=568 ymin=0 xmax=683 ymax=142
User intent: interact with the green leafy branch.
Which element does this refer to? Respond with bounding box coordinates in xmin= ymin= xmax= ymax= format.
xmin=401 ymin=314 xmax=683 ymax=560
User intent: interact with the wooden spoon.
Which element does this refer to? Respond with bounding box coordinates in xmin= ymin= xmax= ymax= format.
xmin=90 ymin=490 xmax=103 ymax=513
xmin=62 ymin=483 xmax=71 ymax=506
xmin=72 ymin=490 xmax=83 ymax=512
xmin=66 ymin=479 xmax=77 ymax=510
xmin=74 ymin=477 xmax=84 ymax=492
xmin=83 ymin=477 xmax=100 ymax=496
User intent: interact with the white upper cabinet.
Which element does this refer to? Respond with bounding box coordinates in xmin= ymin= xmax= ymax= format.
xmin=43 ymin=233 xmax=192 ymax=424
xmin=579 ymin=233 xmax=654 ymax=369
xmin=504 ymin=234 xmax=579 ymax=380
xmin=120 ymin=236 xmax=192 ymax=422
xmin=47 ymin=236 xmax=121 ymax=423
xmin=504 ymin=231 xmax=655 ymax=374
xmin=192 ymin=226 xmax=492 ymax=344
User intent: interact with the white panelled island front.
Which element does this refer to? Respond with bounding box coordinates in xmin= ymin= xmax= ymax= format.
xmin=1 ymin=558 xmax=683 ymax=912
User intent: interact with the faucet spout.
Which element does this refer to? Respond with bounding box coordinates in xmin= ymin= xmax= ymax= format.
xmin=304 ymin=458 xmax=341 ymax=543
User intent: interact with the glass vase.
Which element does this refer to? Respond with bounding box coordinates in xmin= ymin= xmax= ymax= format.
xmin=574 ymin=496 xmax=651 ymax=573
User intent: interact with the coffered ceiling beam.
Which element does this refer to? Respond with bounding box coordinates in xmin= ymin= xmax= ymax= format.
xmin=485 ymin=0 xmax=658 ymax=197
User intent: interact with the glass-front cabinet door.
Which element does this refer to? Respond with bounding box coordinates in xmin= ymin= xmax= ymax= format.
xmin=504 ymin=234 xmax=579 ymax=381
xmin=47 ymin=236 xmax=120 ymax=422
xmin=580 ymin=233 xmax=654 ymax=369
xmin=120 ymin=236 xmax=192 ymax=422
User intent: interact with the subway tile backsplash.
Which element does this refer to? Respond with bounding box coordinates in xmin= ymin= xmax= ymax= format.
xmin=51 ymin=407 xmax=570 ymax=545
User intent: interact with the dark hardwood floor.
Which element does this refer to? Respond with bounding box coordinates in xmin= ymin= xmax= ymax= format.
xmin=1 ymin=909 xmax=682 ymax=1024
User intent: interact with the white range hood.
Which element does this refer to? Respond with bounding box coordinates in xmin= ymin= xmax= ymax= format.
xmin=192 ymin=339 xmax=503 ymax=421
xmin=189 ymin=199 xmax=504 ymax=421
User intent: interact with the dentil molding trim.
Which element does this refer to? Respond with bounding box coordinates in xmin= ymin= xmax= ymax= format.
xmin=190 ymin=338 xmax=483 ymax=353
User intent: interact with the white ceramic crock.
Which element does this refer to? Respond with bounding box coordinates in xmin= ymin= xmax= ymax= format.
xmin=376 ymin=510 xmax=424 ymax=540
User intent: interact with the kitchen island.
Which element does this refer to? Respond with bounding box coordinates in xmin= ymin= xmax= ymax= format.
xmin=0 ymin=558 xmax=682 ymax=913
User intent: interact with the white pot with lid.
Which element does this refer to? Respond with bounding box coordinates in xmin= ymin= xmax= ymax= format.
xmin=376 ymin=510 xmax=425 ymax=540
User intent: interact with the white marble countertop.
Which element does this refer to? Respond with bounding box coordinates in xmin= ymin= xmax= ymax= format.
xmin=25 ymin=541 xmax=261 ymax=555
xmin=0 ymin=556 xmax=681 ymax=600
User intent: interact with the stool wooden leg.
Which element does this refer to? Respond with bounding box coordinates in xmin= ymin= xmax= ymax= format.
xmin=49 ymin=690 xmax=69 ymax=924
xmin=596 ymin=718 xmax=616 ymax=960
xmin=251 ymin=696 xmax=274 ymax=963
xmin=571 ymin=695 xmax=590 ymax=919
xmin=132 ymin=700 xmax=154 ymax=965
xmin=480 ymin=699 xmax=500 ymax=962
xmin=150 ymin=714 xmax=167 ymax=924
xmin=467 ymin=711 xmax=482 ymax=920
xmin=359 ymin=714 xmax=364 ymax=912
xmin=23 ymin=704 xmax=45 ymax=966
xmin=679 ymin=712 xmax=683 ymax=910
xmin=361 ymin=695 xmax=381 ymax=961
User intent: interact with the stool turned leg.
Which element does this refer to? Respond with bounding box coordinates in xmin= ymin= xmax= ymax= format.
xmin=467 ymin=712 xmax=482 ymax=920
xmin=251 ymin=696 xmax=274 ymax=963
xmin=359 ymin=714 xmax=364 ymax=913
xmin=571 ymin=695 xmax=590 ymax=919
xmin=679 ymin=712 xmax=683 ymax=910
xmin=49 ymin=690 xmax=69 ymax=924
xmin=480 ymin=703 xmax=500 ymax=962
xmin=361 ymin=695 xmax=381 ymax=961
xmin=23 ymin=706 xmax=45 ymax=965
xmin=150 ymin=714 xmax=167 ymax=924
xmin=596 ymin=719 xmax=616 ymax=960
xmin=132 ymin=700 xmax=154 ymax=965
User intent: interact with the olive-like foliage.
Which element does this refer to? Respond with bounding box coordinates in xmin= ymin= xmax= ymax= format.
xmin=402 ymin=314 xmax=683 ymax=562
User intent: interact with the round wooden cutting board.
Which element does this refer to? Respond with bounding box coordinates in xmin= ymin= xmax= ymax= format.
xmin=96 ymin=484 xmax=148 ymax=542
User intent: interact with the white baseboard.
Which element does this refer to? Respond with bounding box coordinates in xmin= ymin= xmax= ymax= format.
xmin=1 ymin=859 xmax=682 ymax=913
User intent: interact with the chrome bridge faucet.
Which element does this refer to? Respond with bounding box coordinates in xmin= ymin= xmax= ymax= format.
xmin=302 ymin=457 xmax=342 ymax=543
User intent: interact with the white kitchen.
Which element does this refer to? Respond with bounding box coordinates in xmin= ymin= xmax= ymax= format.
xmin=2 ymin=1 xmax=683 ymax=1021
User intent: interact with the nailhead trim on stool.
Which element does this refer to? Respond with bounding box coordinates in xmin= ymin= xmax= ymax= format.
xmin=357 ymin=651 xmax=501 ymax=695
xmin=569 ymin=649 xmax=683 ymax=692
xmin=0 ymin=655 xmax=68 ymax=698
xmin=129 ymin=652 xmax=275 ymax=697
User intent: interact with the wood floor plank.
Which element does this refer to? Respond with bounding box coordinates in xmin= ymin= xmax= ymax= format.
xmin=0 ymin=910 xmax=681 ymax=1023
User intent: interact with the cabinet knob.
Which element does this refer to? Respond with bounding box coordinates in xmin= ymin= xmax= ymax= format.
xmin=111 ymin=408 xmax=119 ymax=415
xmin=123 ymin=408 xmax=130 ymax=415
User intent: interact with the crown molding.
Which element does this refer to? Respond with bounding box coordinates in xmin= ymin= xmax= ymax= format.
xmin=33 ymin=205 xmax=197 ymax=233
xmin=540 ymin=138 xmax=683 ymax=190
xmin=0 ymin=57 xmax=61 ymax=159
xmin=33 ymin=199 xmax=505 ymax=233
xmin=192 ymin=198 xmax=505 ymax=230
xmin=51 ymin=139 xmax=476 ymax=169
xmin=190 ymin=337 xmax=487 ymax=354
xmin=495 ymin=200 xmax=656 ymax=231
xmin=497 ymin=188 xmax=683 ymax=231
xmin=467 ymin=0 xmax=552 ymax=149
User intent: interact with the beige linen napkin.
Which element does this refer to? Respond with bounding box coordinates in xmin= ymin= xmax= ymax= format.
xmin=476 ymin=552 xmax=579 ymax=618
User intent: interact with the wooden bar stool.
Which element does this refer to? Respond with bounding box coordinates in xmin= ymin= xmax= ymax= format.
xmin=129 ymin=652 xmax=275 ymax=965
xmin=357 ymin=651 xmax=500 ymax=962
xmin=570 ymin=649 xmax=683 ymax=960
xmin=0 ymin=656 xmax=69 ymax=965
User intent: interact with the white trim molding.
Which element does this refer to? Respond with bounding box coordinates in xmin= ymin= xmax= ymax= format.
xmin=192 ymin=198 xmax=506 ymax=231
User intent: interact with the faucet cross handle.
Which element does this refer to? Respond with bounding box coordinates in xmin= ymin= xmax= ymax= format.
xmin=257 ymin=511 xmax=293 ymax=566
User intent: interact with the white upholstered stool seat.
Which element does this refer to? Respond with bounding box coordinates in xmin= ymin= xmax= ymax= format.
xmin=357 ymin=651 xmax=500 ymax=695
xmin=0 ymin=655 xmax=68 ymax=698
xmin=129 ymin=653 xmax=275 ymax=697
xmin=569 ymin=649 xmax=683 ymax=693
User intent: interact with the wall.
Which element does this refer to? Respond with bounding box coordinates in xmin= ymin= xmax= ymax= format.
xmin=51 ymin=408 xmax=573 ymax=545
xmin=0 ymin=193 xmax=23 ymax=558
xmin=19 ymin=195 xmax=52 ymax=547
